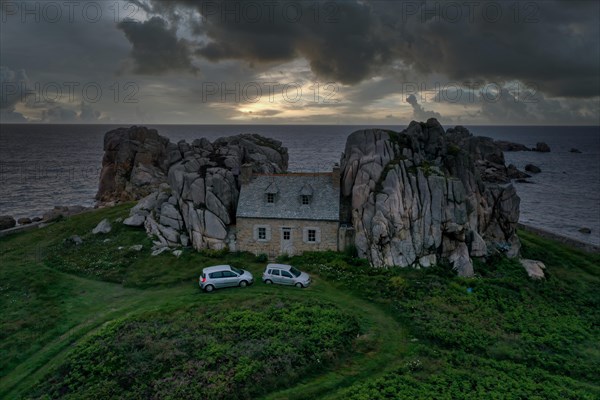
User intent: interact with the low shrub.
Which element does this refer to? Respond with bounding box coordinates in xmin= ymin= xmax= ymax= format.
xmin=27 ymin=297 xmax=360 ymax=400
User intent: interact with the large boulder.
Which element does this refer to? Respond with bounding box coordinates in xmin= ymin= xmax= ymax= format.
xmin=0 ymin=216 xmax=16 ymax=230
xmin=96 ymin=126 xmax=170 ymax=203
xmin=92 ymin=219 xmax=112 ymax=234
xmin=340 ymin=119 xmax=521 ymax=277
xmin=123 ymin=214 xmax=146 ymax=227
xmin=494 ymin=140 xmax=531 ymax=152
xmin=534 ymin=142 xmax=551 ymax=152
xmin=520 ymin=259 xmax=546 ymax=279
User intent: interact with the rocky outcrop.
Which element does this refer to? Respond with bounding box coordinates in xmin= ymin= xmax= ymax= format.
xmin=534 ymin=142 xmax=551 ymax=152
xmin=340 ymin=119 xmax=521 ymax=276
xmin=96 ymin=126 xmax=170 ymax=203
xmin=113 ymin=129 xmax=289 ymax=252
xmin=495 ymin=140 xmax=531 ymax=152
xmin=525 ymin=164 xmax=541 ymax=173
xmin=0 ymin=216 xmax=16 ymax=230
xmin=507 ymin=164 xmax=531 ymax=180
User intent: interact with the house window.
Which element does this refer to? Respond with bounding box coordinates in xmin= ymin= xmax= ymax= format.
xmin=267 ymin=193 xmax=275 ymax=203
xmin=301 ymin=195 xmax=310 ymax=205
xmin=283 ymin=230 xmax=290 ymax=240
xmin=258 ymin=227 xmax=266 ymax=240
xmin=255 ymin=225 xmax=271 ymax=241
xmin=303 ymin=227 xmax=320 ymax=244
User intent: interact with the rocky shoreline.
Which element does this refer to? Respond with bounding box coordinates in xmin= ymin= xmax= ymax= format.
xmin=518 ymin=223 xmax=599 ymax=254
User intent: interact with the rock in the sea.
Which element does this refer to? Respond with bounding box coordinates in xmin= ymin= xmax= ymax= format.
xmin=92 ymin=219 xmax=112 ymax=234
xmin=570 ymin=148 xmax=582 ymax=153
xmin=578 ymin=227 xmax=592 ymax=234
xmin=525 ymin=164 xmax=541 ymax=173
xmin=494 ymin=140 xmax=530 ymax=152
xmin=520 ymin=259 xmax=546 ymax=279
xmin=534 ymin=142 xmax=551 ymax=152
xmin=17 ymin=217 xmax=32 ymax=225
xmin=507 ymin=164 xmax=531 ymax=180
xmin=0 ymin=216 xmax=16 ymax=230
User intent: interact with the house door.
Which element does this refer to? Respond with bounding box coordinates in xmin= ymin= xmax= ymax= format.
xmin=280 ymin=227 xmax=294 ymax=255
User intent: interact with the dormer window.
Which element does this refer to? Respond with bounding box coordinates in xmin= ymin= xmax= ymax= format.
xmin=265 ymin=182 xmax=279 ymax=204
xmin=299 ymin=183 xmax=313 ymax=205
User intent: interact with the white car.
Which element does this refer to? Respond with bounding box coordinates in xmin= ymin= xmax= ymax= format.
xmin=199 ymin=265 xmax=254 ymax=292
xmin=262 ymin=264 xmax=311 ymax=288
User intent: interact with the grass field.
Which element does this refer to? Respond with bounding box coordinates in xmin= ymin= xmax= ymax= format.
xmin=1 ymin=204 xmax=598 ymax=399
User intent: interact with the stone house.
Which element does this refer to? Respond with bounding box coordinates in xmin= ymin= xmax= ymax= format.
xmin=235 ymin=165 xmax=343 ymax=257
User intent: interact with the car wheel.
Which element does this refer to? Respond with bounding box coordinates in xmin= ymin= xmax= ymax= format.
xmin=204 ymin=284 xmax=215 ymax=293
xmin=295 ymin=282 xmax=304 ymax=288
xmin=239 ymin=280 xmax=248 ymax=288
xmin=264 ymin=279 xmax=273 ymax=285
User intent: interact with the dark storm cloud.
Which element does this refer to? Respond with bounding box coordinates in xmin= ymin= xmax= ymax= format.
xmin=140 ymin=0 xmax=599 ymax=98
xmin=139 ymin=0 xmax=392 ymax=84
xmin=117 ymin=16 xmax=197 ymax=75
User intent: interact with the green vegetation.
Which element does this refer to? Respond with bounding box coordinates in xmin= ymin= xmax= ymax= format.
xmin=1 ymin=205 xmax=598 ymax=399
xmin=28 ymin=298 xmax=359 ymax=399
xmin=286 ymin=236 xmax=600 ymax=399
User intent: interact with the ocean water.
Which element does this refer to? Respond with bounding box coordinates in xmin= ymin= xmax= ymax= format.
xmin=0 ymin=124 xmax=598 ymax=246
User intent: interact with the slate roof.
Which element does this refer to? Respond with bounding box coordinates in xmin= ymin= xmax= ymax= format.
xmin=236 ymin=174 xmax=340 ymax=221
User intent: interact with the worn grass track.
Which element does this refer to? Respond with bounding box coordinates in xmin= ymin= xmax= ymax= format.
xmin=1 ymin=206 xmax=598 ymax=399
xmin=0 ymin=205 xmax=409 ymax=399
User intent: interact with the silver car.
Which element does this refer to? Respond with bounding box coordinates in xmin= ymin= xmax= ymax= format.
xmin=262 ymin=264 xmax=311 ymax=288
xmin=199 ymin=265 xmax=254 ymax=292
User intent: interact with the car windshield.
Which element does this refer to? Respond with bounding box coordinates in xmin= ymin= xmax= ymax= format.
xmin=231 ymin=267 xmax=243 ymax=275
xmin=289 ymin=267 xmax=301 ymax=277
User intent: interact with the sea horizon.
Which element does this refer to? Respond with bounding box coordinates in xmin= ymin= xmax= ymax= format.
xmin=1 ymin=123 xmax=598 ymax=247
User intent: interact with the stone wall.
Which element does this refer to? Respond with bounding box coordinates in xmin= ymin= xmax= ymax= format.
xmin=236 ymin=217 xmax=339 ymax=257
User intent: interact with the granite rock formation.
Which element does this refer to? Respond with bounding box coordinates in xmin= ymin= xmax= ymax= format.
xmin=534 ymin=142 xmax=551 ymax=152
xmin=494 ymin=140 xmax=531 ymax=152
xmin=340 ymin=119 xmax=521 ymax=276
xmin=100 ymin=127 xmax=289 ymax=251
xmin=96 ymin=126 xmax=170 ymax=203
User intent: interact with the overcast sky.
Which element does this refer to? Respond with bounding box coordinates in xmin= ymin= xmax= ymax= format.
xmin=1 ymin=0 xmax=599 ymax=125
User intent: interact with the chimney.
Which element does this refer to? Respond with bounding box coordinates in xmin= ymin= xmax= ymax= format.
xmin=240 ymin=163 xmax=254 ymax=184
xmin=332 ymin=163 xmax=340 ymax=188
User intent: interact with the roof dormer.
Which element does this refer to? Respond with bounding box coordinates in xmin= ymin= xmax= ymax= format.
xmin=299 ymin=183 xmax=313 ymax=205
xmin=265 ymin=182 xmax=279 ymax=204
